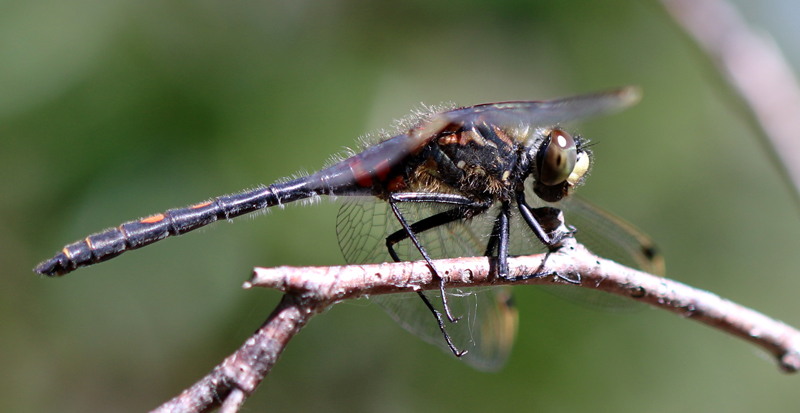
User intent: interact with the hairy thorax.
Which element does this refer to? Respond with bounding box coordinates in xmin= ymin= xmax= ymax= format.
xmin=400 ymin=125 xmax=525 ymax=202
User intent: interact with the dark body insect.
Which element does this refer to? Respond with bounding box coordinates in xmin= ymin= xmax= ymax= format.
xmin=35 ymin=87 xmax=662 ymax=370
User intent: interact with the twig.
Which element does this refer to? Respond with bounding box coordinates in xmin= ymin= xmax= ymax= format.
xmin=150 ymin=239 xmax=800 ymax=412
xmin=150 ymin=294 xmax=320 ymax=413
xmin=661 ymin=0 xmax=800 ymax=206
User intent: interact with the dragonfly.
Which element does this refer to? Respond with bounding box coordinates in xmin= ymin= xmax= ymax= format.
xmin=34 ymin=86 xmax=662 ymax=371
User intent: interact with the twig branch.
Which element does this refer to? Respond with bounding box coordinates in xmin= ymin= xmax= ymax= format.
xmin=150 ymin=239 xmax=800 ymax=413
xmin=661 ymin=0 xmax=800 ymax=205
xmin=150 ymin=294 xmax=320 ymax=413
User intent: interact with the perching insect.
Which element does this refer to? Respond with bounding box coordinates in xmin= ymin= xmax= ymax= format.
xmin=36 ymin=87 xmax=662 ymax=370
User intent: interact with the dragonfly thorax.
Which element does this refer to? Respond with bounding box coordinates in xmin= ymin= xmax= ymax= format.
xmin=406 ymin=123 xmax=530 ymax=201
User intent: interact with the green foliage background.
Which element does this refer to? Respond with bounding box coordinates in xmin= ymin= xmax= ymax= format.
xmin=3 ymin=0 xmax=799 ymax=411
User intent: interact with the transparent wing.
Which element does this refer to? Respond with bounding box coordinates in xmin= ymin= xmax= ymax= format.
xmin=442 ymin=87 xmax=641 ymax=131
xmin=335 ymin=188 xmax=661 ymax=366
xmin=405 ymin=87 xmax=642 ymax=156
xmin=526 ymin=188 xmax=664 ymax=312
xmin=559 ymin=196 xmax=663 ymax=276
xmin=337 ymin=198 xmax=491 ymax=265
xmin=336 ymin=199 xmax=518 ymax=370
xmin=374 ymin=282 xmax=518 ymax=372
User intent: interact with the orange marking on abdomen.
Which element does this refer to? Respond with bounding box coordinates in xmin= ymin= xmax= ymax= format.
xmin=140 ymin=214 xmax=165 ymax=224
xmin=191 ymin=201 xmax=213 ymax=209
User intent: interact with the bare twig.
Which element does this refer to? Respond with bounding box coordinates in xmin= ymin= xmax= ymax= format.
xmin=150 ymin=239 xmax=800 ymax=412
xmin=150 ymin=294 xmax=321 ymax=413
xmin=661 ymin=0 xmax=800 ymax=205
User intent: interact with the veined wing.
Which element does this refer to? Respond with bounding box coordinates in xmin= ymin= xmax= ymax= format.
xmin=560 ymin=195 xmax=663 ymax=276
xmin=336 ymin=199 xmax=518 ymax=371
xmin=372 ymin=276 xmax=518 ymax=372
xmin=335 ymin=191 xmax=662 ymax=366
xmin=526 ymin=187 xmax=664 ymax=311
xmin=411 ymin=87 xmax=641 ymax=142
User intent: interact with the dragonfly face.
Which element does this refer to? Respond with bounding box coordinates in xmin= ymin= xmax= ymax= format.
xmin=35 ymin=87 xmax=659 ymax=370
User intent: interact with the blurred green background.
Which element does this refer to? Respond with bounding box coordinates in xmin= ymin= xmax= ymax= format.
xmin=3 ymin=0 xmax=800 ymax=411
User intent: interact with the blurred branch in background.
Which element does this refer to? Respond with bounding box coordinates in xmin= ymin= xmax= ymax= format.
xmin=152 ymin=240 xmax=800 ymax=413
xmin=661 ymin=0 xmax=800 ymax=207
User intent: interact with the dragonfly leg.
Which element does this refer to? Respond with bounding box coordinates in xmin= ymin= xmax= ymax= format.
xmin=385 ymin=202 xmax=482 ymax=358
xmin=496 ymin=202 xmax=511 ymax=279
xmin=387 ymin=194 xmax=490 ymax=323
xmin=388 ymin=203 xmax=461 ymax=323
xmin=516 ymin=191 xmax=570 ymax=248
xmin=385 ymin=203 xmax=490 ymax=261
xmin=414 ymin=290 xmax=468 ymax=357
xmin=483 ymin=201 xmax=511 ymax=279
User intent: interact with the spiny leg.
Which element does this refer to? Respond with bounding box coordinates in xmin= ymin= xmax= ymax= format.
xmin=413 ymin=287 xmax=468 ymax=357
xmin=386 ymin=203 xmax=466 ymax=355
xmin=387 ymin=194 xmax=489 ymax=322
xmin=386 ymin=193 xmax=490 ymax=357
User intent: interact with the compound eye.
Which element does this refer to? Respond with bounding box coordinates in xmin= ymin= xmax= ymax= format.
xmin=538 ymin=129 xmax=577 ymax=186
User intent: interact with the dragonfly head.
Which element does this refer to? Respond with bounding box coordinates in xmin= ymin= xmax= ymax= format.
xmin=528 ymin=128 xmax=592 ymax=202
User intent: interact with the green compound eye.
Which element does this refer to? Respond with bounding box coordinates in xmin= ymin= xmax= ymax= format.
xmin=538 ymin=129 xmax=577 ymax=186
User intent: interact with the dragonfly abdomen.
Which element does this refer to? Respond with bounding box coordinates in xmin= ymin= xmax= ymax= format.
xmin=33 ymin=143 xmax=405 ymax=277
xmin=34 ymin=184 xmax=298 ymax=276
